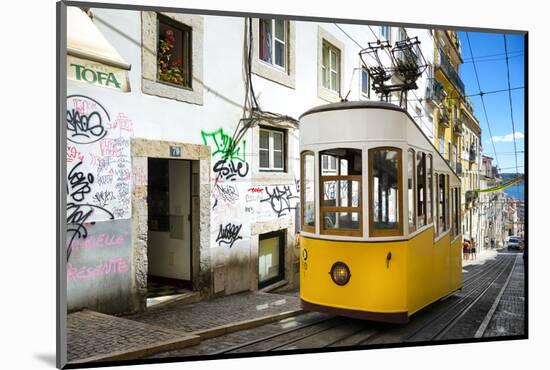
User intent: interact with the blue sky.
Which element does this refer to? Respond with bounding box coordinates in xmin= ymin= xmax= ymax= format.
xmin=457 ymin=31 xmax=525 ymax=176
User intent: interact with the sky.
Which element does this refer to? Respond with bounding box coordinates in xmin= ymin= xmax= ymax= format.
xmin=457 ymin=31 xmax=525 ymax=178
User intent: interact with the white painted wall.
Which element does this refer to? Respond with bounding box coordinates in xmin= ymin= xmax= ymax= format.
xmin=66 ymin=6 xmax=437 ymax=305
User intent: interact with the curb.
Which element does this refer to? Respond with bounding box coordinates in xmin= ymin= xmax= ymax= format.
xmin=193 ymin=308 xmax=305 ymax=340
xmin=68 ymin=310 xmax=201 ymax=364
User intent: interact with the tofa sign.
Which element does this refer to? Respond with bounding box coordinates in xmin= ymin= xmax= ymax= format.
xmin=67 ymin=55 xmax=131 ymax=92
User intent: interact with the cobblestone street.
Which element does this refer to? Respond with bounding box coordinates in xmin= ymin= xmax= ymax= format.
xmin=66 ymin=251 xmax=525 ymax=365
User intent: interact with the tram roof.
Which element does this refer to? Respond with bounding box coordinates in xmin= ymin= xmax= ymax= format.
xmin=299 ymin=101 xmax=407 ymax=120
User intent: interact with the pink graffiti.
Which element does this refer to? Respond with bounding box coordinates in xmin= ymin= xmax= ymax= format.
xmin=67 ymin=257 xmax=129 ymax=282
xmin=71 ymin=97 xmax=98 ymax=114
xmin=100 ymin=139 xmax=122 ymax=157
xmin=132 ymin=168 xmax=147 ymax=187
xmin=69 ymin=231 xmax=127 ymax=251
xmin=108 ymin=112 xmax=134 ymax=135
xmin=247 ymin=187 xmax=264 ymax=193
xmin=67 ymin=146 xmax=84 ymax=163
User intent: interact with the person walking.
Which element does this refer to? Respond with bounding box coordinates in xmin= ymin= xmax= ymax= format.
xmin=463 ymin=238 xmax=470 ymax=260
xmin=471 ymin=238 xmax=477 ymax=260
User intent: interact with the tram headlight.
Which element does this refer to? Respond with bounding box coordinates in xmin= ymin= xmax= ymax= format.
xmin=330 ymin=262 xmax=351 ymax=286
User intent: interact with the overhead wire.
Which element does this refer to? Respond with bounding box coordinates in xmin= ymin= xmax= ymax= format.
xmin=503 ymin=34 xmax=520 ymax=176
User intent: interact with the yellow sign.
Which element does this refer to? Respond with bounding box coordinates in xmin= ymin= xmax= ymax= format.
xmin=67 ymin=55 xmax=131 ymax=92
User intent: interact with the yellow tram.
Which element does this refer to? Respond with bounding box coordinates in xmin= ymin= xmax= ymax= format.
xmin=299 ymin=101 xmax=462 ymax=324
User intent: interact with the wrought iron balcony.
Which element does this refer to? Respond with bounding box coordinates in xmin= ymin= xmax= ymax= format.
xmin=438 ymin=107 xmax=450 ymax=128
xmin=469 ymin=145 xmax=477 ymax=163
xmin=425 ymin=78 xmax=445 ymax=104
xmin=453 ymin=120 xmax=463 ymax=135
xmin=436 ymin=51 xmax=465 ymax=97
xmin=456 ymin=162 xmax=463 ymax=176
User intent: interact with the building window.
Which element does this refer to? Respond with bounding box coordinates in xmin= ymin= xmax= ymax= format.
xmin=259 ymin=127 xmax=285 ymax=171
xmin=320 ymin=148 xmax=362 ymax=236
xmin=408 ymin=149 xmax=416 ymax=233
xmin=322 ymin=41 xmax=341 ymax=92
xmin=369 ymin=147 xmax=403 ymax=237
xmin=427 ymin=154 xmax=433 ymax=224
xmin=301 ymin=151 xmax=315 ymax=232
xmin=361 ymin=66 xmax=370 ymax=98
xmin=157 ymin=14 xmax=192 ymax=88
xmin=439 ymin=136 xmax=445 ymax=157
xmin=416 ymin=151 xmax=426 ymax=228
xmin=141 ymin=12 xmax=203 ymax=104
xmin=380 ymin=26 xmax=391 ymax=41
xmin=259 ymin=18 xmax=286 ymax=69
xmin=258 ymin=230 xmax=285 ymax=288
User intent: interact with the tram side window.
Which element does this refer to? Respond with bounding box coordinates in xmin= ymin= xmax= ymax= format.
xmin=455 ymin=188 xmax=462 ymax=235
xmin=369 ymin=147 xmax=402 ymax=237
xmin=451 ymin=187 xmax=456 ymax=239
xmin=407 ymin=149 xmax=416 ymax=233
xmin=438 ymin=173 xmax=446 ymax=233
xmin=426 ymin=155 xmax=433 ymax=225
xmin=416 ymin=151 xmax=426 ymax=228
xmin=434 ymin=172 xmax=439 ymax=236
xmin=301 ymin=151 xmax=315 ymax=232
xmin=455 ymin=187 xmax=461 ymax=237
xmin=446 ymin=175 xmax=451 ymax=231
xmin=320 ymin=148 xmax=362 ymax=236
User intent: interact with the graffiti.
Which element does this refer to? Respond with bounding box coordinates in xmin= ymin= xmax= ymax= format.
xmin=108 ymin=112 xmax=134 ymax=135
xmin=69 ymin=230 xmax=128 ymax=252
xmin=261 ymin=185 xmax=299 ymax=218
xmin=93 ymin=190 xmax=115 ymax=207
xmin=96 ymin=174 xmax=113 ymax=186
xmin=213 ymin=159 xmax=249 ymax=181
xmin=67 ymin=146 xmax=84 ymax=163
xmin=247 ymin=187 xmax=264 ymax=193
xmin=295 ymin=178 xmax=301 ymax=194
xmin=245 ymin=206 xmax=254 ymax=214
xmin=100 ymin=138 xmax=123 ymax=157
xmin=66 ymin=95 xmax=109 ymax=144
xmin=67 ymin=161 xmax=94 ymax=202
xmin=67 ymin=257 xmax=129 ymax=282
xmin=216 ymin=223 xmax=243 ymax=248
xmin=213 ymin=184 xmax=239 ymax=204
xmin=201 ymin=128 xmax=247 ymax=162
xmin=66 ymin=202 xmax=114 ymax=260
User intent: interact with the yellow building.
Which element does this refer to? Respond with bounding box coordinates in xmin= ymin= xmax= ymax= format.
xmin=431 ymin=30 xmax=481 ymax=241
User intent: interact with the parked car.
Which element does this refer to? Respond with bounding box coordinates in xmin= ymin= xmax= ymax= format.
xmin=507 ymin=236 xmax=521 ymax=250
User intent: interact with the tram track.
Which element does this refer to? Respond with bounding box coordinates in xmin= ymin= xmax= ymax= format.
xmin=173 ymin=254 xmax=518 ymax=356
xmin=400 ymin=254 xmax=517 ymax=342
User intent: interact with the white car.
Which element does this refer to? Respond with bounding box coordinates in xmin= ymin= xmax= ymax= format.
xmin=507 ymin=236 xmax=521 ymax=250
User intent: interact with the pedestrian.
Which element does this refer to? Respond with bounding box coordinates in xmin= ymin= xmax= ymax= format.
xmin=471 ymin=239 xmax=477 ymax=260
xmin=463 ymin=239 xmax=470 ymax=260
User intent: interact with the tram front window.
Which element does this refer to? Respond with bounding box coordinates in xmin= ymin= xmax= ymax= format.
xmin=369 ymin=148 xmax=403 ymax=237
xmin=319 ymin=148 xmax=362 ymax=236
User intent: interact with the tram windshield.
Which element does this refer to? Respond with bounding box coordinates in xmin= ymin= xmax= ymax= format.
xmin=319 ymin=148 xmax=362 ymax=236
xmin=369 ymin=148 xmax=403 ymax=236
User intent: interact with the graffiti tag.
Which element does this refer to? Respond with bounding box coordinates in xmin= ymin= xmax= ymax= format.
xmin=261 ymin=185 xmax=299 ymax=218
xmin=201 ymin=128 xmax=246 ymax=162
xmin=216 ymin=223 xmax=243 ymax=248
xmin=213 ymin=159 xmax=249 ymax=181
xmin=66 ymin=95 xmax=109 ymax=144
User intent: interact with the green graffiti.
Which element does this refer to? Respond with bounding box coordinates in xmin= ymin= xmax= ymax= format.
xmin=201 ymin=128 xmax=247 ymax=162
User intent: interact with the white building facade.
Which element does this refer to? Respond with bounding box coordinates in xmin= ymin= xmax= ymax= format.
xmin=64 ymin=6 xmax=436 ymax=314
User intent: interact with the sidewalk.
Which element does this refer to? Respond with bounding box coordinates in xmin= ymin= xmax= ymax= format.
xmin=462 ymin=248 xmax=498 ymax=267
xmin=67 ymin=291 xmax=302 ymax=364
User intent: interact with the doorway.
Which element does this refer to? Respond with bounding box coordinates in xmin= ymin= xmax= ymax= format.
xmin=147 ymin=158 xmax=192 ymax=301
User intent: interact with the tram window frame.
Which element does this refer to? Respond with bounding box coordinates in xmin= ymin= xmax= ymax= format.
xmin=456 ymin=187 xmax=461 ymax=237
xmin=301 ymin=151 xmax=315 ymax=233
xmin=426 ymin=154 xmax=433 ymax=225
xmin=451 ymin=187 xmax=456 ymax=239
xmin=438 ymin=173 xmax=446 ymax=233
xmin=434 ymin=171 xmax=439 ymax=236
xmin=446 ymin=174 xmax=451 ymax=231
xmin=319 ymin=148 xmax=362 ymax=237
xmin=369 ymin=147 xmax=403 ymax=237
xmin=416 ymin=151 xmax=426 ymax=228
xmin=407 ymin=148 xmax=416 ymax=233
